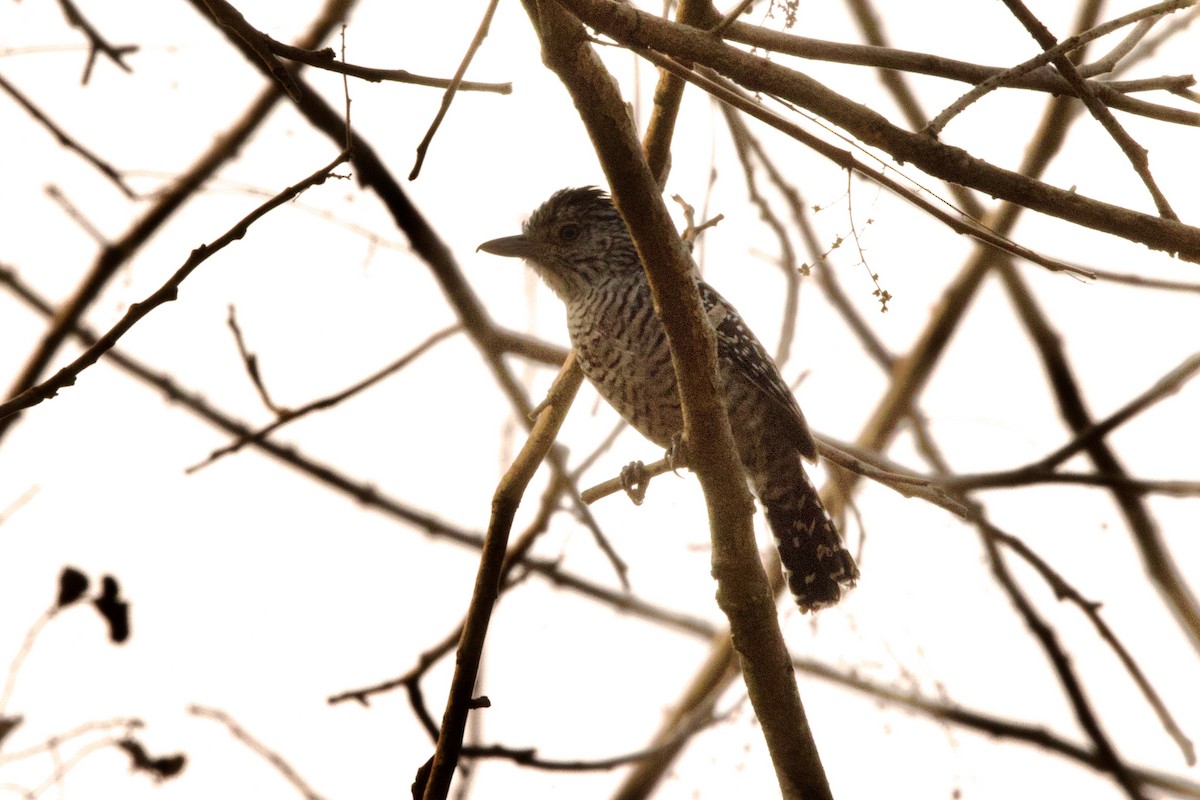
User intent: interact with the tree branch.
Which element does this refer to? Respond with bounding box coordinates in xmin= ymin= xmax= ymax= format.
xmin=558 ymin=0 xmax=1200 ymax=260
xmin=519 ymin=4 xmax=833 ymax=799
xmin=420 ymin=356 xmax=584 ymax=800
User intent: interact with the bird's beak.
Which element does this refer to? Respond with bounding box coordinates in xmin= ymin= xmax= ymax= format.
xmin=477 ymin=234 xmax=537 ymax=259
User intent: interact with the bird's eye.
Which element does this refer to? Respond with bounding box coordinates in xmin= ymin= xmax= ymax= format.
xmin=558 ymin=223 xmax=581 ymax=242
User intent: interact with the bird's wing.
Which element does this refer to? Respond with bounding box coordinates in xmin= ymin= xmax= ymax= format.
xmin=699 ymin=282 xmax=818 ymax=461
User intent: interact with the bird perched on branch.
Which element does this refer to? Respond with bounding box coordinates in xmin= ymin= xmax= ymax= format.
xmin=479 ymin=187 xmax=857 ymax=611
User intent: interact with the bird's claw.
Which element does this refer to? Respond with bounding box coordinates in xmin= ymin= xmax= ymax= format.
xmin=620 ymin=460 xmax=649 ymax=506
xmin=667 ymin=433 xmax=688 ymax=476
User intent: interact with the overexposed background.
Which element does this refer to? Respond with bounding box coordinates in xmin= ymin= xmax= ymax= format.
xmin=1 ymin=1 xmax=1198 ymax=798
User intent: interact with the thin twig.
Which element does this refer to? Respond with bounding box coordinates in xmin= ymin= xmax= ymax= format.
xmin=187 ymin=324 xmax=463 ymax=472
xmin=226 ymin=304 xmax=283 ymax=414
xmin=0 ymin=718 xmax=142 ymax=767
xmin=0 ymin=0 xmax=354 ymax=445
xmin=420 ymin=356 xmax=584 ymax=800
xmin=198 ymin=0 xmax=303 ymax=100
xmin=1082 ymin=17 xmax=1159 ymax=75
xmin=656 ymin=57 xmax=1097 ymax=279
xmin=53 ymin=0 xmax=136 ymax=82
xmin=709 ymin=0 xmax=756 ymax=36
xmin=0 ymin=74 xmax=135 ymax=197
xmin=262 ymin=35 xmax=511 ymax=92
xmin=190 ymin=705 xmax=328 ymax=800
xmin=461 ymin=701 xmax=734 ymax=771
xmin=560 ymin=0 xmax=1200 ymax=260
xmin=0 ymin=486 xmax=39 ymax=527
xmin=925 ymin=0 xmax=1197 ymax=136
xmin=725 ymin=105 xmax=898 ymax=367
xmin=976 ymin=516 xmax=1148 ymax=800
xmin=409 ymin=0 xmax=501 ymax=179
xmin=44 ymin=185 xmax=108 ymax=244
xmin=1037 ymin=352 xmax=1200 ymax=471
xmin=720 ymin=6 xmax=1200 ymax=126
xmin=0 ymin=152 xmax=351 ymax=422
xmin=568 ymin=420 xmax=629 ymax=481
xmin=997 ymin=0 xmax=1178 ymax=219
xmin=0 ymin=611 xmax=52 ymax=716
xmin=719 ymin=103 xmax=801 ymax=364
xmin=990 ymin=528 xmax=1196 ymax=766
xmin=950 ymin=470 xmax=1200 ymax=496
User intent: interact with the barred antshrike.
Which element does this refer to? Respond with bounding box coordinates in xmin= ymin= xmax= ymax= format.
xmin=479 ymin=187 xmax=857 ymax=611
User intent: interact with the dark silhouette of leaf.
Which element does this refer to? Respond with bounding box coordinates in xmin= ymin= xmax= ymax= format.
xmin=117 ymin=738 xmax=186 ymax=781
xmin=57 ymin=566 xmax=89 ymax=607
xmin=0 ymin=715 xmax=22 ymax=746
xmin=93 ymin=575 xmax=130 ymax=643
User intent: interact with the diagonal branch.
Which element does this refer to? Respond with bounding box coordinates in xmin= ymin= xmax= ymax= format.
xmin=409 ymin=0 xmax=501 ymax=179
xmin=53 ymin=0 xmax=136 ymax=82
xmin=976 ymin=517 xmax=1148 ymax=799
xmin=420 ymin=356 xmax=584 ymax=800
xmin=998 ymin=0 xmax=1178 ymax=219
xmin=998 ymin=268 xmax=1200 ymax=656
xmin=0 ymin=152 xmax=351 ymax=422
xmin=945 ymin=351 xmax=1200 ymax=490
xmin=713 ymin=6 xmax=1200 ymax=127
xmin=187 ymin=324 xmax=463 ymax=472
xmin=924 ymin=0 xmax=1197 ymax=136
xmin=557 ymin=0 xmax=1200 ymax=260
xmin=0 ymin=0 xmax=355 ymax=444
xmin=0 ymin=73 xmax=135 ymax=197
xmin=654 ymin=57 xmax=1094 ymax=278
xmin=186 ymin=0 xmax=623 ymax=588
xmin=261 ymin=35 xmax=511 ymax=92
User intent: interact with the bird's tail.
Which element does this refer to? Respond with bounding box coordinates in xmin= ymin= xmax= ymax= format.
xmin=750 ymin=446 xmax=858 ymax=611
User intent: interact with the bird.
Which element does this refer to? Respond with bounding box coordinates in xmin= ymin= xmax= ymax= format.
xmin=478 ymin=187 xmax=857 ymax=611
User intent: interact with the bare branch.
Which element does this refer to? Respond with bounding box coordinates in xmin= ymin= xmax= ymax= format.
xmin=0 ymin=152 xmax=352 ymax=422
xmin=996 ymin=0 xmax=1177 ymax=219
xmin=0 ymin=74 xmax=134 ymax=197
xmin=262 ymin=35 xmax=511 ymax=93
xmin=420 ymin=356 xmax=584 ymax=800
xmin=649 ymin=56 xmax=1096 ymax=279
xmin=187 ymin=323 xmax=463 ymax=472
xmin=53 ymin=0 xmax=136 ymax=82
xmin=925 ymin=1 xmax=1198 ymax=136
xmin=410 ymin=0 xmax=502 ymax=179
xmin=976 ymin=516 xmax=1148 ymax=799
xmin=0 ymin=0 xmax=355 ymax=444
xmin=559 ymin=0 xmax=1200 ymax=260
xmin=190 ymin=706 xmax=328 ymax=800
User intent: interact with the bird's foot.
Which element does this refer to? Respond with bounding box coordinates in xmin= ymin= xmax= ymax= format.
xmin=666 ymin=433 xmax=689 ymax=476
xmin=620 ymin=461 xmax=649 ymax=506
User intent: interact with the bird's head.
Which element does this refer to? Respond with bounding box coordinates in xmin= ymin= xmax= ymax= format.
xmin=478 ymin=187 xmax=642 ymax=302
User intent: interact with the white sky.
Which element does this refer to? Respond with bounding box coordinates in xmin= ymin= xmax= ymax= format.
xmin=0 ymin=1 xmax=1198 ymax=799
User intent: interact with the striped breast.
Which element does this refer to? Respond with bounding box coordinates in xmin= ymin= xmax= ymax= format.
xmin=566 ymin=274 xmax=683 ymax=448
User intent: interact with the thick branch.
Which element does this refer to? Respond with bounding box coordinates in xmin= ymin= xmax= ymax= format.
xmin=558 ymin=0 xmax=1200 ymax=261
xmin=520 ymin=4 xmax=832 ymax=799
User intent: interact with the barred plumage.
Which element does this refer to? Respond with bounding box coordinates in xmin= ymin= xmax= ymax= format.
xmin=479 ymin=187 xmax=857 ymax=611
